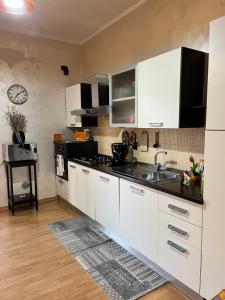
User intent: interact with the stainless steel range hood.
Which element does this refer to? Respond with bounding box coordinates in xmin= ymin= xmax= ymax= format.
xmin=71 ymin=75 xmax=109 ymax=117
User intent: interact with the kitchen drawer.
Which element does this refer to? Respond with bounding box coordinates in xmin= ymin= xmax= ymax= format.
xmin=159 ymin=211 xmax=202 ymax=250
xmin=56 ymin=176 xmax=68 ymax=201
xmin=159 ymin=192 xmax=202 ymax=227
xmin=158 ymin=230 xmax=201 ymax=292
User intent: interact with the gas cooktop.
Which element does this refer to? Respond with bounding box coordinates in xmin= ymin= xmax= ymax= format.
xmin=72 ymin=154 xmax=112 ymax=165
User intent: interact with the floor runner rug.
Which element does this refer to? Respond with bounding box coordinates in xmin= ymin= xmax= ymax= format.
xmin=48 ymin=216 xmax=166 ymax=300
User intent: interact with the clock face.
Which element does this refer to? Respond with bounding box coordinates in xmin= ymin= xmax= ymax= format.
xmin=7 ymin=85 xmax=28 ymax=105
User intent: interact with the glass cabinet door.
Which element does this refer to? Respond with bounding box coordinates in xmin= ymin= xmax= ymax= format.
xmin=110 ymin=67 xmax=137 ymax=127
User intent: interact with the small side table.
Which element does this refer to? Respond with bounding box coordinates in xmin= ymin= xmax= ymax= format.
xmin=4 ymin=160 xmax=38 ymax=216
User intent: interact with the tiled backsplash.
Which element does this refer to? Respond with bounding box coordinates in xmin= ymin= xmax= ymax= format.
xmin=91 ymin=117 xmax=205 ymax=171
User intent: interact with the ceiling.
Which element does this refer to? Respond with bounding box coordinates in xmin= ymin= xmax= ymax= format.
xmin=0 ymin=0 xmax=147 ymax=45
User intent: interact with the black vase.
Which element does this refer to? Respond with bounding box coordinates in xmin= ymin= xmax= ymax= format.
xmin=12 ymin=131 xmax=25 ymax=144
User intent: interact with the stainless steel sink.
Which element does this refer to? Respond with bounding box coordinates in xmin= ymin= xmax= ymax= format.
xmin=112 ymin=164 xmax=180 ymax=183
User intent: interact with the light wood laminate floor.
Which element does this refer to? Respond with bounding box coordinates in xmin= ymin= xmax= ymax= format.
xmin=0 ymin=200 xmax=189 ymax=300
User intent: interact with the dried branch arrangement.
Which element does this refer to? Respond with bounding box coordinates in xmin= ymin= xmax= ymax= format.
xmin=6 ymin=108 xmax=27 ymax=132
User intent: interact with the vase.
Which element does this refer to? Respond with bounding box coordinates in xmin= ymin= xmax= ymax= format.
xmin=12 ymin=131 xmax=25 ymax=144
xmin=191 ymin=175 xmax=201 ymax=182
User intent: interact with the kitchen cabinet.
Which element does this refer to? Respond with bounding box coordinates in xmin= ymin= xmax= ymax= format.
xmin=56 ymin=176 xmax=68 ymax=201
xmin=94 ymin=171 xmax=120 ymax=234
xmin=120 ymin=179 xmax=158 ymax=263
xmin=65 ymin=83 xmax=98 ymax=128
xmin=206 ymin=17 xmax=225 ymax=130
xmin=138 ymin=47 xmax=207 ymax=128
xmin=68 ymin=162 xmax=79 ymax=207
xmin=201 ymin=131 xmax=225 ymax=299
xmin=68 ymin=162 xmax=95 ymax=218
xmin=158 ymin=192 xmax=202 ymax=292
xmin=109 ymin=66 xmax=137 ymax=128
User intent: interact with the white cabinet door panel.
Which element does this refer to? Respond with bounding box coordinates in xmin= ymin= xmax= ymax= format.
xmin=138 ymin=48 xmax=181 ymax=128
xmin=120 ymin=179 xmax=158 ymax=263
xmin=94 ymin=171 xmax=120 ymax=234
xmin=158 ymin=231 xmax=201 ymax=293
xmin=68 ymin=162 xmax=79 ymax=206
xmin=66 ymin=84 xmax=82 ymax=127
xmin=206 ymin=17 xmax=225 ymax=130
xmin=201 ymin=131 xmax=225 ymax=299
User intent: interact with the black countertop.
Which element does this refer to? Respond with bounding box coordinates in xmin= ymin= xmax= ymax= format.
xmin=68 ymin=159 xmax=203 ymax=205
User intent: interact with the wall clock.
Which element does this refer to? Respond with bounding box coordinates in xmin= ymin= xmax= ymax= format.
xmin=7 ymin=84 xmax=28 ymax=105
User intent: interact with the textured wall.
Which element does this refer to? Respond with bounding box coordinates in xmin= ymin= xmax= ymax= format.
xmin=81 ymin=0 xmax=225 ymax=78
xmin=80 ymin=0 xmax=225 ymax=169
xmin=0 ymin=31 xmax=81 ymax=207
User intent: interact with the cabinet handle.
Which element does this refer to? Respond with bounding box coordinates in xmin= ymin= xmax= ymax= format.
xmin=129 ymin=186 xmax=144 ymax=194
xmin=70 ymin=123 xmax=76 ymax=126
xmin=59 ymin=179 xmax=64 ymax=184
xmin=168 ymin=204 xmax=188 ymax=215
xmin=148 ymin=122 xmax=163 ymax=127
xmin=70 ymin=165 xmax=76 ymax=169
xmin=100 ymin=175 xmax=109 ymax=182
xmin=82 ymin=169 xmax=90 ymax=174
xmin=168 ymin=224 xmax=188 ymax=237
xmin=167 ymin=240 xmax=188 ymax=254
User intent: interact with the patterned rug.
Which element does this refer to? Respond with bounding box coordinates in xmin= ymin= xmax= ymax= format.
xmin=48 ymin=216 xmax=166 ymax=300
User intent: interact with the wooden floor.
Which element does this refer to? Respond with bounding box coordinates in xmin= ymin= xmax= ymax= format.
xmin=0 ymin=200 xmax=189 ymax=300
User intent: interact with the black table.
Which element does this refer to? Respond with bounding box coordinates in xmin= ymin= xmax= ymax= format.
xmin=4 ymin=160 xmax=38 ymax=215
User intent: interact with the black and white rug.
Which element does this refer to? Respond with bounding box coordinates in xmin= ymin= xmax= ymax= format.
xmin=48 ymin=216 xmax=166 ymax=300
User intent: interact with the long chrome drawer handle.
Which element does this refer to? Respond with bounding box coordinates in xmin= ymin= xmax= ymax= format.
xmin=167 ymin=240 xmax=188 ymax=254
xmin=148 ymin=122 xmax=163 ymax=127
xmin=82 ymin=169 xmax=90 ymax=174
xmin=168 ymin=204 xmax=188 ymax=215
xmin=99 ymin=176 xmax=109 ymax=182
xmin=129 ymin=186 xmax=144 ymax=194
xmin=168 ymin=224 xmax=188 ymax=237
xmin=70 ymin=165 xmax=76 ymax=169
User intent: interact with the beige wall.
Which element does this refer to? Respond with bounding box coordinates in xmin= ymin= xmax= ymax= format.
xmin=81 ymin=0 xmax=225 ymax=78
xmin=0 ymin=31 xmax=81 ymax=207
xmin=80 ymin=0 xmax=225 ymax=169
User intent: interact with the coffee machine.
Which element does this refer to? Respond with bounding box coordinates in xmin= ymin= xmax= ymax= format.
xmin=111 ymin=143 xmax=129 ymax=166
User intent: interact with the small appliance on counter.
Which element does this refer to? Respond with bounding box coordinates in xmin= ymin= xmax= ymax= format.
xmin=54 ymin=140 xmax=98 ymax=180
xmin=2 ymin=143 xmax=38 ymax=162
xmin=74 ymin=129 xmax=90 ymax=141
xmin=111 ymin=143 xmax=129 ymax=166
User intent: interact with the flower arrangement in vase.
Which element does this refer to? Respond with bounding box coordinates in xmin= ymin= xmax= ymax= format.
xmin=189 ymin=156 xmax=204 ymax=181
xmin=6 ymin=107 xmax=27 ymax=144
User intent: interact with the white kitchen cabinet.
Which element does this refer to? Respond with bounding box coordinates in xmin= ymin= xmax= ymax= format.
xmin=138 ymin=47 xmax=207 ymax=128
xmin=138 ymin=48 xmax=181 ymax=128
xmin=77 ymin=164 xmax=95 ymax=219
xmin=120 ymin=179 xmax=158 ymax=263
xmin=68 ymin=162 xmax=79 ymax=206
xmin=109 ymin=66 xmax=137 ymax=128
xmin=56 ymin=176 xmax=68 ymax=201
xmin=94 ymin=171 xmax=120 ymax=234
xmin=206 ymin=17 xmax=225 ymax=130
xmin=158 ymin=192 xmax=203 ymax=227
xmin=66 ymin=84 xmax=82 ymax=127
xmin=158 ymin=192 xmax=202 ymax=293
xmin=158 ymin=231 xmax=201 ymax=293
xmin=68 ymin=162 xmax=95 ymax=219
xmin=201 ymin=131 xmax=225 ymax=299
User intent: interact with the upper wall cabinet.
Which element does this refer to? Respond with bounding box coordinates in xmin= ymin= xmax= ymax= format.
xmin=65 ymin=83 xmax=97 ymax=128
xmin=109 ymin=66 xmax=137 ymax=127
xmin=138 ymin=47 xmax=208 ymax=128
xmin=206 ymin=17 xmax=225 ymax=130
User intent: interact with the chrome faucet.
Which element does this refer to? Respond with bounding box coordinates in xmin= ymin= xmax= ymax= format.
xmin=154 ymin=151 xmax=167 ymax=171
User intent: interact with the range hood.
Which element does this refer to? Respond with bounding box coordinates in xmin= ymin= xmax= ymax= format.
xmin=71 ymin=75 xmax=109 ymax=117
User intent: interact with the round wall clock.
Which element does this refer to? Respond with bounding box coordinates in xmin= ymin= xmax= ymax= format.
xmin=7 ymin=84 xmax=28 ymax=105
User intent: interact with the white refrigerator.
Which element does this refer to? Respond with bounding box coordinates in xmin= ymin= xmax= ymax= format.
xmin=201 ymin=16 xmax=225 ymax=299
